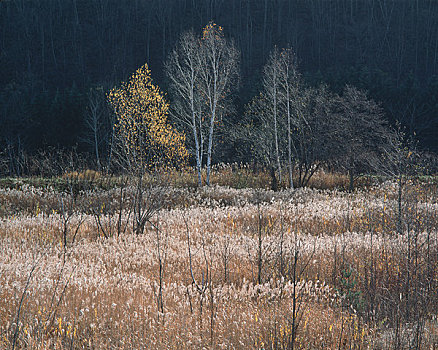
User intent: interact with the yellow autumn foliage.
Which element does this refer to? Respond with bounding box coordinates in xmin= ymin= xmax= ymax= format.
xmin=108 ymin=63 xmax=188 ymax=172
xmin=202 ymin=22 xmax=223 ymax=40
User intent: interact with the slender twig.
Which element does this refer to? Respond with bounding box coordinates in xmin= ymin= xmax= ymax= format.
xmin=12 ymin=260 xmax=39 ymax=350
xmin=47 ymin=266 xmax=77 ymax=331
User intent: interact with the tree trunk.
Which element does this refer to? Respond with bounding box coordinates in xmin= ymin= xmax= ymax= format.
xmin=192 ymin=109 xmax=202 ymax=186
xmin=270 ymin=166 xmax=278 ymax=191
xmin=349 ymin=168 xmax=354 ymax=192
xmin=94 ymin=126 xmax=101 ymax=172
xmin=206 ymin=118 xmax=214 ymax=186
xmin=273 ymin=72 xmax=282 ymax=185
xmin=286 ymin=82 xmax=294 ymax=189
xmin=348 ymin=156 xmax=354 ymax=192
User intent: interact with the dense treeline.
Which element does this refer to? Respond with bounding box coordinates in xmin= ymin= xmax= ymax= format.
xmin=1 ymin=0 xmax=438 ymax=175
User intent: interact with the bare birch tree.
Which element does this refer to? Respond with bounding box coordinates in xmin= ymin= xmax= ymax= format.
xmin=198 ymin=22 xmax=239 ymax=186
xmin=166 ymin=23 xmax=239 ymax=186
xmin=263 ymin=47 xmax=283 ymax=185
xmin=277 ymin=47 xmax=299 ymax=189
xmin=165 ymin=30 xmax=205 ymax=186
xmin=83 ymin=87 xmax=108 ymax=171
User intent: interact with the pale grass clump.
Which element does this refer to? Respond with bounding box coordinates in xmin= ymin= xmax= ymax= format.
xmin=1 ymin=182 xmax=437 ymax=349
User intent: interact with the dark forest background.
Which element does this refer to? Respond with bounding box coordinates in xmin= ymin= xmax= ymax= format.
xmin=1 ymin=0 xmax=438 ymax=174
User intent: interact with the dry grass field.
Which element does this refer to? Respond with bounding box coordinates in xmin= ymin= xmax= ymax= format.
xmin=0 ymin=170 xmax=437 ymax=349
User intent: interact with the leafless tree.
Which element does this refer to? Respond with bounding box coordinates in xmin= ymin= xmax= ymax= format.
xmin=238 ymin=93 xmax=284 ymax=190
xmin=237 ymin=46 xmax=298 ymax=190
xmin=82 ymin=86 xmax=110 ymax=172
xmin=198 ymin=22 xmax=240 ymax=186
xmin=277 ymin=47 xmax=299 ymax=189
xmin=241 ymin=66 xmax=336 ymax=188
xmin=333 ymin=86 xmax=397 ymax=191
xmin=378 ymin=126 xmax=421 ymax=234
xmin=289 ymin=84 xmax=339 ymax=187
xmin=166 ymin=23 xmax=239 ymax=186
xmin=166 ymin=30 xmax=205 ymax=186
xmin=263 ymin=47 xmax=284 ymax=185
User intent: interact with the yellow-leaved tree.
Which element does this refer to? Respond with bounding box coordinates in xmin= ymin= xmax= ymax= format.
xmin=107 ymin=63 xmax=187 ymax=236
xmin=108 ymin=63 xmax=188 ymax=174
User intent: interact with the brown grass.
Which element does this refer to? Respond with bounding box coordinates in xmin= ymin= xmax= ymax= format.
xmin=0 ymin=178 xmax=437 ymax=349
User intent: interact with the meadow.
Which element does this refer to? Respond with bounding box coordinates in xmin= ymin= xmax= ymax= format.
xmin=0 ymin=166 xmax=437 ymax=349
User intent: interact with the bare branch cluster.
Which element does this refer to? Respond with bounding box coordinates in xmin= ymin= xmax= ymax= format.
xmin=241 ymin=46 xmax=399 ymax=190
xmin=166 ymin=22 xmax=240 ymax=186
